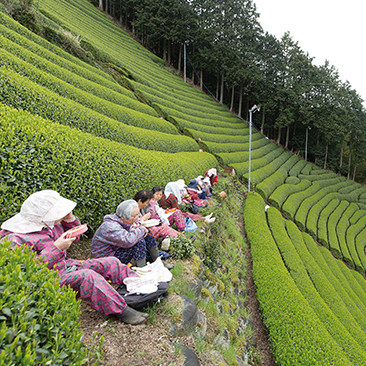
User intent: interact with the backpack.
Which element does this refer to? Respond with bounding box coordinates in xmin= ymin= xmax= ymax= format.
xmin=117 ymin=282 xmax=169 ymax=310
xmin=189 ymin=202 xmax=201 ymax=214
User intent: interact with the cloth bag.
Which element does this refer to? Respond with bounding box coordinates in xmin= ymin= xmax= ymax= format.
xmin=184 ymin=217 xmax=197 ymax=232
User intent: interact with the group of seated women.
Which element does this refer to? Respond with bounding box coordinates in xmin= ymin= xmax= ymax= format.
xmin=0 ymin=169 xmax=218 ymax=326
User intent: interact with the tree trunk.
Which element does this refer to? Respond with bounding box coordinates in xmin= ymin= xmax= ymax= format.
xmin=347 ymin=141 xmax=352 ymax=179
xmin=260 ymin=106 xmax=265 ymax=133
xmin=163 ymin=39 xmax=167 ymax=62
xmin=99 ymin=0 xmax=103 ymax=10
xmin=245 ymin=96 xmax=249 ymax=121
xmin=339 ymin=141 xmax=344 ymax=168
xmin=105 ymin=0 xmax=108 ymax=14
xmin=200 ymin=68 xmax=203 ymax=90
xmin=220 ymin=72 xmax=224 ymax=104
xmin=352 ymin=165 xmax=357 ymax=181
xmin=316 ymin=133 xmax=320 ymax=146
xmin=238 ymin=86 xmax=243 ymax=117
xmin=216 ymin=72 xmax=219 ymax=100
xmin=167 ymin=41 xmax=171 ymax=65
xmin=323 ymin=143 xmax=328 ymax=169
xmin=178 ymin=44 xmax=182 ymax=74
xmin=285 ymin=125 xmax=290 ymax=148
xmin=230 ymin=86 xmax=235 ymax=111
xmin=277 ymin=127 xmax=282 ymax=144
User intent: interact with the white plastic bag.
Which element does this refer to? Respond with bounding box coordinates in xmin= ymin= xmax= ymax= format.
xmin=123 ymin=276 xmax=159 ymax=295
xmin=131 ymin=257 xmax=173 ymax=283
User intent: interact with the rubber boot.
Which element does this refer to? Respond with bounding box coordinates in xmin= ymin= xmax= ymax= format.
xmin=148 ymin=246 xmax=160 ymax=262
xmin=116 ymin=306 xmax=149 ymax=325
xmin=135 ymin=257 xmax=146 ymax=267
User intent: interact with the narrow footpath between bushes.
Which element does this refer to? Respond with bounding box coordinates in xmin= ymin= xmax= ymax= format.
xmin=68 ymin=175 xmax=274 ymax=365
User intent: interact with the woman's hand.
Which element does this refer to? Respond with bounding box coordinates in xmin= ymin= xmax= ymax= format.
xmin=54 ymin=232 xmax=76 ymax=251
xmin=141 ymin=213 xmax=151 ymax=221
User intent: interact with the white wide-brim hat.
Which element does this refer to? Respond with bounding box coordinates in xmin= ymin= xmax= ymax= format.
xmin=1 ymin=190 xmax=76 ymax=234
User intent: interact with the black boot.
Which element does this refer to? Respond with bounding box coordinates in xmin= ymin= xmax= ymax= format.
xmin=135 ymin=257 xmax=146 ymax=267
xmin=116 ymin=306 xmax=149 ymax=325
xmin=148 ymin=246 xmax=160 ymax=262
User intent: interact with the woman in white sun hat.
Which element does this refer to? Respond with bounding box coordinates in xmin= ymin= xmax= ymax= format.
xmin=0 ymin=190 xmax=148 ymax=325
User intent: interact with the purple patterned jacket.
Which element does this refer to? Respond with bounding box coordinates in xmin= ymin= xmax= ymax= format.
xmin=91 ymin=214 xmax=145 ymax=258
xmin=0 ymin=218 xmax=81 ymax=273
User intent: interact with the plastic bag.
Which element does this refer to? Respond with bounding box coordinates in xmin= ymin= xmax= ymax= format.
xmin=184 ymin=217 xmax=197 ymax=232
xmin=131 ymin=257 xmax=173 ymax=283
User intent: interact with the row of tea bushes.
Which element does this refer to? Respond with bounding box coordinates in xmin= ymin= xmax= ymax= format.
xmin=266 ymin=207 xmax=366 ymax=365
xmin=186 ymin=128 xmax=252 ymax=144
xmin=0 ymin=67 xmax=196 ymax=153
xmin=153 ymin=103 xmax=244 ymax=131
xmin=0 ymin=10 xmax=109 ymax=79
xmin=206 ymin=135 xmax=269 ymax=155
xmin=255 ymin=155 xmax=300 ymax=199
xmin=243 ymin=193 xmax=352 ymax=365
xmin=294 ymin=179 xmax=349 ymax=231
xmin=0 ymin=103 xmax=217 ymax=230
xmin=281 ymin=177 xmax=345 ymax=221
xmin=0 ymin=31 xmax=141 ymax=109
xmin=0 ymin=50 xmax=177 ymax=136
xmin=131 ymin=80 xmax=228 ymax=114
xmin=0 ymin=19 xmax=129 ymax=97
xmin=135 ymin=87 xmax=240 ymax=124
xmin=170 ymin=115 xmax=248 ymax=137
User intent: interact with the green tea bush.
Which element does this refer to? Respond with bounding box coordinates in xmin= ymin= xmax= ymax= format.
xmin=285 ymin=176 xmax=300 ymax=184
xmin=0 ymin=20 xmax=130 ymax=97
xmin=140 ymin=91 xmax=241 ymax=125
xmin=266 ymin=208 xmax=366 ymax=365
xmin=300 ymin=162 xmax=315 ymax=175
xmin=216 ymin=143 xmax=275 ymax=166
xmin=0 ymin=10 xmax=108 ymax=78
xmin=346 ymin=222 xmax=365 ymax=273
xmin=282 ymin=178 xmax=342 ymax=221
xmin=335 ymin=203 xmax=358 ymax=267
xmin=231 ymin=149 xmax=284 ymax=179
xmin=0 ymin=240 xmax=88 ymax=365
xmin=169 ymin=236 xmax=196 ymax=259
xmin=317 ymin=199 xmax=339 ymax=248
xmin=327 ymin=200 xmax=349 ymax=259
xmin=0 ymin=49 xmax=178 ymax=135
xmin=298 ymin=233 xmax=366 ymax=347
xmin=256 ymin=155 xmax=299 ymax=199
xmin=242 ymin=151 xmax=292 ymax=187
xmin=185 ymin=128 xmax=251 ymax=144
xmin=294 ymin=179 xmax=349 ymax=231
xmin=355 ymin=230 xmax=366 ymax=274
xmin=288 ymin=160 xmax=307 ymax=176
xmin=0 ymin=67 xmax=196 ymax=153
xmin=132 ymin=81 xmax=230 ymax=115
xmin=205 ymin=135 xmax=268 ymax=154
xmin=268 ymin=180 xmax=311 ymax=210
xmin=298 ymin=172 xmax=338 ymax=181
xmin=0 ymin=32 xmax=142 ymax=109
xmin=0 ymin=103 xmax=217 ymax=231
xmin=170 ymin=115 xmax=248 ymax=136
xmin=244 ymin=193 xmax=351 ymax=365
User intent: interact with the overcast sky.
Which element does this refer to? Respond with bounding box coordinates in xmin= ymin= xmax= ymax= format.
xmin=254 ymin=0 xmax=366 ymax=106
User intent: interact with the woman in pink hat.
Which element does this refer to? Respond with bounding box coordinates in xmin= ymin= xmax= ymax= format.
xmin=0 ymin=190 xmax=148 ymax=325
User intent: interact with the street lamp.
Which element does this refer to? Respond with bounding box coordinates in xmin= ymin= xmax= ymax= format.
xmin=248 ymin=104 xmax=260 ymax=192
